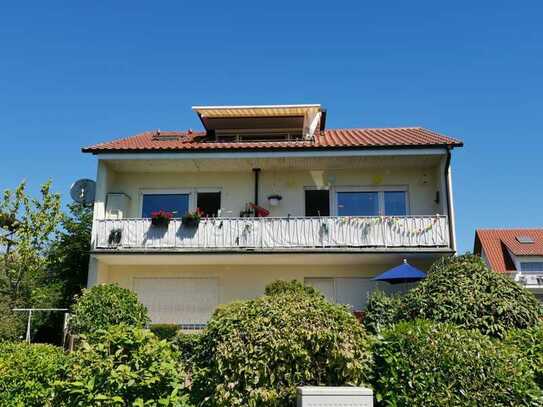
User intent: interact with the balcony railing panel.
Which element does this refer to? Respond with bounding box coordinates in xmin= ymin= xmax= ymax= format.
xmin=94 ymin=216 xmax=450 ymax=251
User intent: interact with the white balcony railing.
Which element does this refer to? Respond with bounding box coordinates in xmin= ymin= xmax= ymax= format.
xmin=93 ymin=215 xmax=450 ymax=251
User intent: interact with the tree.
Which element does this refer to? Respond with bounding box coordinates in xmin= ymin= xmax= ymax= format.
xmin=0 ymin=180 xmax=62 ymax=339
xmin=47 ymin=203 xmax=92 ymax=306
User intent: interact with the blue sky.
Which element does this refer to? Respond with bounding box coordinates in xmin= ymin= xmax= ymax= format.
xmin=1 ymin=1 xmax=542 ymax=253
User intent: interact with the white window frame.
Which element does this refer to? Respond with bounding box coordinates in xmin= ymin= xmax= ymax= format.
xmin=139 ymin=187 xmax=222 ymax=218
xmin=331 ymin=185 xmax=410 ymax=216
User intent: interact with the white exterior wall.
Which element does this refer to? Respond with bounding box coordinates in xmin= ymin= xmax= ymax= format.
xmin=95 ymin=258 xmax=433 ymax=311
xmin=103 ymin=166 xmax=443 ymax=219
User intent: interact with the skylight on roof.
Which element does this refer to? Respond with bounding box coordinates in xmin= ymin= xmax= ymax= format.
xmin=516 ymin=236 xmax=535 ymax=244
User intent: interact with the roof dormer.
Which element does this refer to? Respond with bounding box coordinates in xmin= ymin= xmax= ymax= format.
xmin=192 ymin=104 xmax=326 ymax=142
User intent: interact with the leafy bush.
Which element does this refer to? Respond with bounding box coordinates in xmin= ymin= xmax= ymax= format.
xmin=191 ymin=292 xmax=373 ymax=406
xmin=54 ymin=325 xmax=191 ymax=406
xmin=371 ymin=320 xmax=542 ymax=406
xmin=0 ymin=342 xmax=68 ymax=406
xmin=172 ymin=331 xmax=202 ymax=365
xmin=70 ymin=284 xmax=149 ymax=336
xmin=363 ymin=290 xmax=402 ymax=334
xmin=505 ymin=323 xmax=543 ymax=389
xmin=401 ymin=254 xmax=542 ymax=338
xmin=151 ymin=324 xmax=179 ymax=341
xmin=264 ymin=279 xmax=320 ymax=297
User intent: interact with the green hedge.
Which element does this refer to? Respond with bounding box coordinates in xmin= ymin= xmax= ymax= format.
xmin=0 ymin=342 xmax=68 ymax=406
xmin=264 ymin=279 xmax=321 ymax=297
xmin=371 ymin=320 xmax=542 ymax=406
xmin=172 ymin=331 xmax=202 ymax=365
xmin=54 ymin=325 xmax=192 ymax=406
xmin=363 ymin=290 xmax=402 ymax=334
xmin=401 ymin=255 xmax=542 ymax=338
xmin=150 ymin=324 xmax=179 ymax=341
xmin=70 ymin=284 xmax=150 ymax=336
xmin=505 ymin=323 xmax=543 ymax=390
xmin=191 ymin=292 xmax=373 ymax=406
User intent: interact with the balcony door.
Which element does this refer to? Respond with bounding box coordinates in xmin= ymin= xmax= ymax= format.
xmin=334 ymin=187 xmax=408 ymax=216
xmin=305 ymin=189 xmax=330 ymax=217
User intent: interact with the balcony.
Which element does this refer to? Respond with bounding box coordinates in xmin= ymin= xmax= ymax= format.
xmin=93 ymin=215 xmax=450 ymax=252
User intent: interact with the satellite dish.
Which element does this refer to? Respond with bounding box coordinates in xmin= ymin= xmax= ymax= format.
xmin=70 ymin=179 xmax=96 ymax=206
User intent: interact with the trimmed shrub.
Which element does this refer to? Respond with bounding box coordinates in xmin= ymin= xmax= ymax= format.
xmin=371 ymin=320 xmax=542 ymax=406
xmin=172 ymin=331 xmax=202 ymax=365
xmin=401 ymin=254 xmax=542 ymax=338
xmin=264 ymin=279 xmax=321 ymax=297
xmin=151 ymin=324 xmax=179 ymax=341
xmin=54 ymin=325 xmax=191 ymax=406
xmin=69 ymin=283 xmax=149 ymax=336
xmin=191 ymin=292 xmax=373 ymax=406
xmin=505 ymin=323 xmax=543 ymax=389
xmin=363 ymin=290 xmax=402 ymax=334
xmin=0 ymin=342 xmax=68 ymax=406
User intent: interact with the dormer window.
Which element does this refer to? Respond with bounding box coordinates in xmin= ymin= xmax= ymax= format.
xmin=516 ymin=236 xmax=535 ymax=244
xmin=214 ymin=131 xmax=303 ymax=143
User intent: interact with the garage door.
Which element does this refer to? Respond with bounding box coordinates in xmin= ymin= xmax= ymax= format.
xmin=133 ymin=278 xmax=219 ymax=327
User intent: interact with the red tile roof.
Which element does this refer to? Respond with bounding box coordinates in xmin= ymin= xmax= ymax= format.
xmin=474 ymin=229 xmax=543 ymax=273
xmin=82 ymin=127 xmax=463 ymax=154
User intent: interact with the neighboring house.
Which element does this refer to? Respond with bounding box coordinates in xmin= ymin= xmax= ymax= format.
xmin=83 ymin=104 xmax=463 ymax=327
xmin=474 ymin=229 xmax=543 ymax=302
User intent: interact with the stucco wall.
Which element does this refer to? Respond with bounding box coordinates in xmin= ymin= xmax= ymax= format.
xmin=95 ymin=258 xmax=433 ymax=307
xmin=105 ymin=166 xmax=442 ymax=218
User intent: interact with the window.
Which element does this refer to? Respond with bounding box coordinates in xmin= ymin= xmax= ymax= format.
xmin=337 ymin=192 xmax=379 ymax=216
xmin=305 ymin=189 xmax=330 ymax=216
xmin=197 ymin=192 xmax=221 ymax=217
xmin=520 ymin=262 xmax=543 ymax=273
xmin=384 ymin=191 xmax=407 ymax=216
xmin=335 ymin=188 xmax=408 ymax=216
xmin=142 ymin=194 xmax=189 ymax=218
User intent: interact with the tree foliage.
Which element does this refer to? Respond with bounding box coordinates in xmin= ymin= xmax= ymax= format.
xmin=0 ymin=181 xmax=62 ymax=340
xmin=371 ymin=320 xmax=542 ymax=406
xmin=401 ymin=254 xmax=542 ymax=338
xmin=48 ymin=203 xmax=92 ymax=305
xmin=70 ymin=284 xmax=150 ymax=336
xmin=191 ymin=291 xmax=373 ymax=407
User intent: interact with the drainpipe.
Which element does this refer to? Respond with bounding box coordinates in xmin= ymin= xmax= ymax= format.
xmin=252 ymin=168 xmax=261 ymax=206
xmin=443 ymin=148 xmax=457 ymax=252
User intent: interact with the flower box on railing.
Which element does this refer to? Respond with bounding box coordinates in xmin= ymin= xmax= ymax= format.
xmin=151 ymin=210 xmax=173 ymax=227
xmin=182 ymin=209 xmax=203 ymax=228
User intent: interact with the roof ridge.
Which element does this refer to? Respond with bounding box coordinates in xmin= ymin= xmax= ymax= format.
xmin=324 ymin=126 xmax=423 ymax=131
xmin=477 ymin=228 xmax=543 ymax=231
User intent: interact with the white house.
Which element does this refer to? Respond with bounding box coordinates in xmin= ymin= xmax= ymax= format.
xmin=83 ymin=104 xmax=463 ymax=327
xmin=474 ymin=228 xmax=543 ymax=302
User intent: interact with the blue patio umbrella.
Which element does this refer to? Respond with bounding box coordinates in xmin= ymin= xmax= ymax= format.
xmin=372 ymin=259 xmax=427 ymax=285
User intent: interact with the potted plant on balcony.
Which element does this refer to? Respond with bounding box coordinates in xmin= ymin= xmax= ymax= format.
xmin=182 ymin=208 xmax=203 ymax=228
xmin=151 ymin=210 xmax=173 ymax=227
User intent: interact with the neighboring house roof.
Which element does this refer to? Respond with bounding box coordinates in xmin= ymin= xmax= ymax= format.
xmin=474 ymin=229 xmax=543 ymax=273
xmin=82 ymin=127 xmax=463 ymax=154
